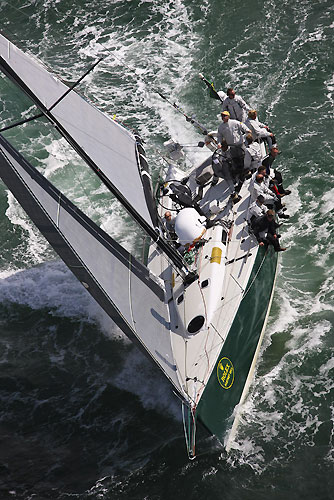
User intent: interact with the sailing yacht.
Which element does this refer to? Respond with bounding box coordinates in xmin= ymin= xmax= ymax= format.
xmin=0 ymin=33 xmax=278 ymax=457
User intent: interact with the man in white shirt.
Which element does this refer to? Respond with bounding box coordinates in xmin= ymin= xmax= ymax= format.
xmin=244 ymin=133 xmax=262 ymax=172
xmin=164 ymin=211 xmax=176 ymax=232
xmin=222 ymin=87 xmax=251 ymax=122
xmin=217 ymin=111 xmax=251 ymax=164
xmin=248 ymin=194 xmax=268 ymax=224
xmin=250 ymin=174 xmax=289 ymax=219
xmin=250 ymin=174 xmax=277 ymax=204
xmin=245 ymin=109 xmax=276 ymax=150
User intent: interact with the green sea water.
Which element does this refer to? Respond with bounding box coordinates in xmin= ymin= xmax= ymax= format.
xmin=0 ymin=0 xmax=333 ymax=498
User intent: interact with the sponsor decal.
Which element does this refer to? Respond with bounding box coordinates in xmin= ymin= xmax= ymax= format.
xmin=210 ymin=246 xmax=222 ymax=264
xmin=217 ymin=357 xmax=234 ymax=389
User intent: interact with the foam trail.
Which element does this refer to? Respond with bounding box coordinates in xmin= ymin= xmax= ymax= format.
xmin=113 ymin=347 xmax=181 ymax=420
xmin=0 ymin=260 xmax=126 ymax=340
xmin=227 ymin=317 xmax=333 ymax=464
xmin=5 ymin=192 xmax=52 ymax=265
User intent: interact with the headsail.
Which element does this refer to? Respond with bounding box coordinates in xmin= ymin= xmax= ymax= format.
xmin=0 ymin=134 xmax=184 ymax=397
xmin=0 ymin=33 xmax=157 ymax=230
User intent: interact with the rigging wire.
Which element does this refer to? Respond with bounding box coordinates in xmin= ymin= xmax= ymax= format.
xmin=0 ymin=53 xmax=105 ymax=134
xmin=1 ymin=2 xmax=215 ymax=146
xmin=4 ymin=3 xmax=212 ymax=138
xmin=1 ymin=13 xmax=212 ymax=204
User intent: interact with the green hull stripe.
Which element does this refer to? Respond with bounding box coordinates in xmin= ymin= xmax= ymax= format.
xmin=197 ymin=246 xmax=278 ymax=441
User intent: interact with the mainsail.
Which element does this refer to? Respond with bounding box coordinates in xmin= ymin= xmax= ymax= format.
xmin=0 ymin=134 xmax=184 ymax=396
xmin=0 ymin=34 xmax=156 ymax=228
xmin=0 ymin=33 xmax=185 ymax=270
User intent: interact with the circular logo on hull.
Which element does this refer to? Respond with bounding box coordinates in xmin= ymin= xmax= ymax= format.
xmin=217 ymin=357 xmax=234 ymax=389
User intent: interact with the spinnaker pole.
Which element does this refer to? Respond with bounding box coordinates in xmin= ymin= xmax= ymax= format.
xmin=156 ymin=91 xmax=209 ymax=136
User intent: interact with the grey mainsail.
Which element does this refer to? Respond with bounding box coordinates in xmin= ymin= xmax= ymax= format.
xmin=0 ymin=33 xmax=156 ymax=230
xmin=0 ymin=134 xmax=184 ymax=396
xmin=0 ymin=32 xmax=186 ymax=271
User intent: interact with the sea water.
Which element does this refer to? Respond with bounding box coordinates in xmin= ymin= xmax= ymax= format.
xmin=0 ymin=0 xmax=333 ymax=498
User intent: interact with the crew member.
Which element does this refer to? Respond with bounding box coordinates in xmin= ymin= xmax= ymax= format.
xmin=217 ymin=111 xmax=251 ymax=167
xmin=248 ymin=194 xmax=268 ymax=224
xmin=221 ymin=87 xmax=251 ymax=122
xmin=252 ymin=210 xmax=286 ymax=252
xmin=245 ymin=109 xmax=276 ymax=150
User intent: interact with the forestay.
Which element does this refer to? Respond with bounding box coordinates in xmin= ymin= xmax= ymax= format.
xmin=0 ymin=33 xmax=156 ymax=230
xmin=0 ymin=134 xmax=184 ymax=397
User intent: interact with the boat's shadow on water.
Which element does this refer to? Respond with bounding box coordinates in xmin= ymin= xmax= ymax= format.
xmin=0 ymin=301 xmax=189 ymax=498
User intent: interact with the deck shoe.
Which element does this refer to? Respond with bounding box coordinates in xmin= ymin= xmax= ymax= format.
xmin=278 ymin=213 xmax=290 ymax=219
